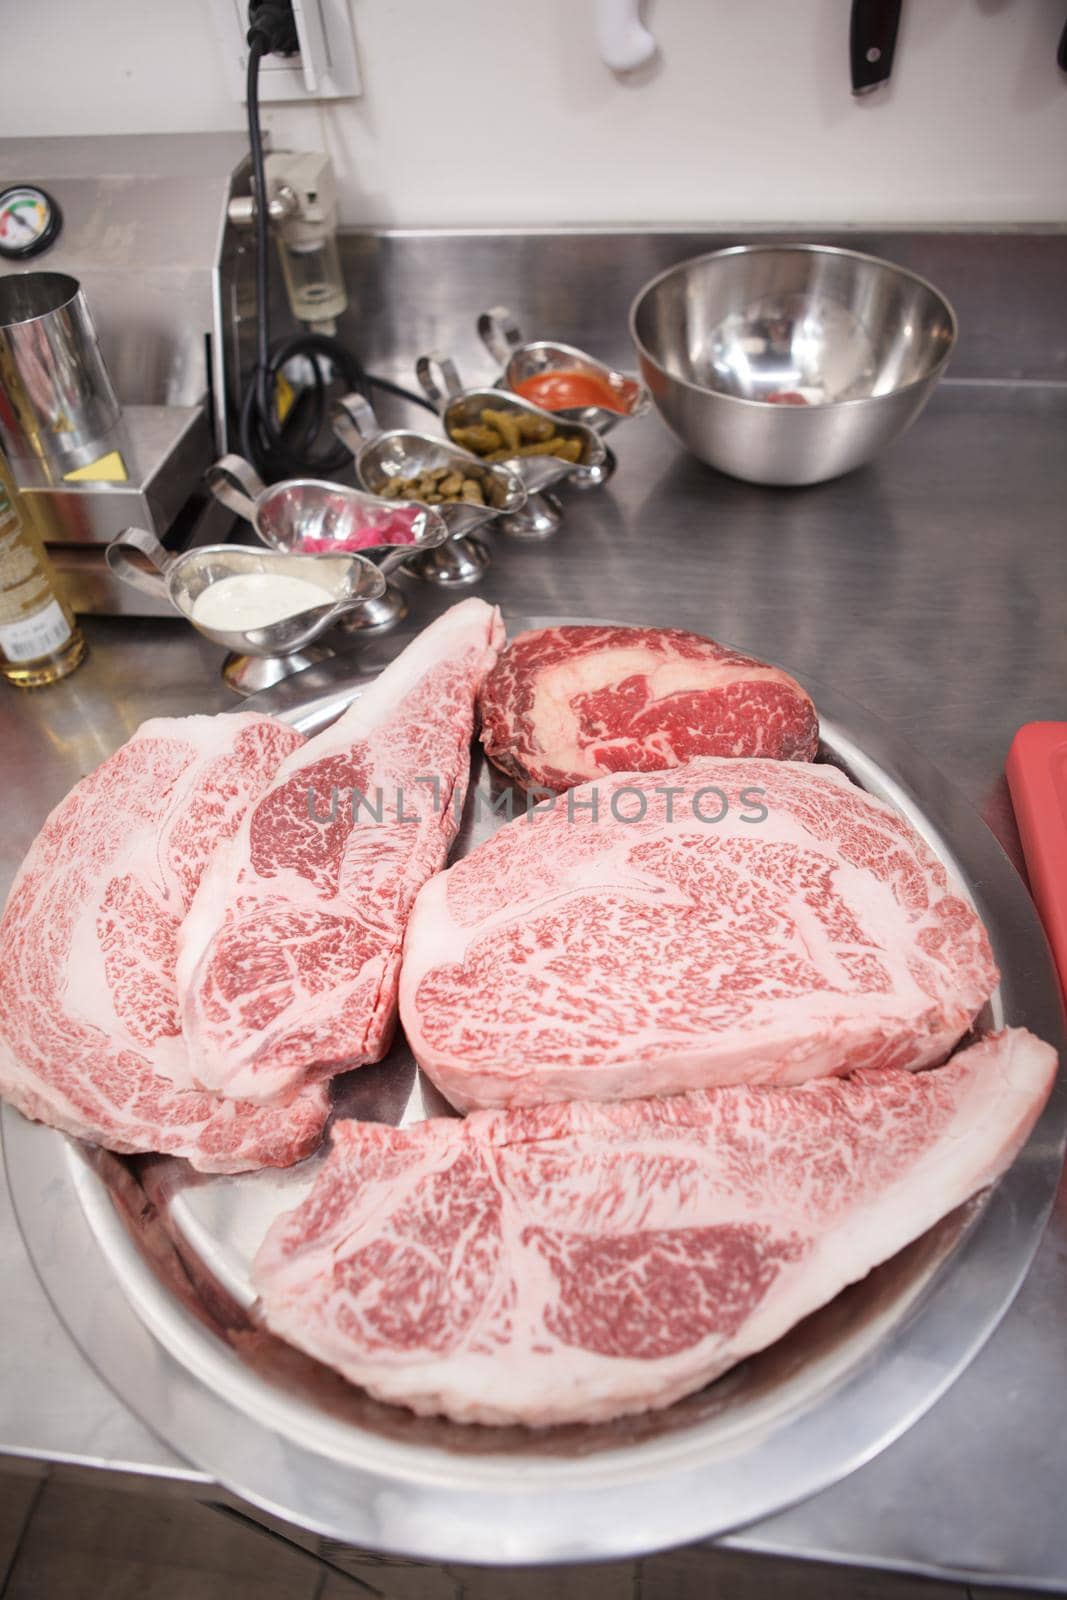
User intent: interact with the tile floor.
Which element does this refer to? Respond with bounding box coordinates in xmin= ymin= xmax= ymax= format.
xmin=0 ymin=1463 xmax=1039 ymax=1599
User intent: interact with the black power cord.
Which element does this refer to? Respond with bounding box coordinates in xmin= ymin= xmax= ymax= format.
xmin=240 ymin=6 xmax=436 ymax=481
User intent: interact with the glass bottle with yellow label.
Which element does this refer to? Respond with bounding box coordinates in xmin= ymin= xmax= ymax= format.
xmin=0 ymin=452 xmax=86 ymax=687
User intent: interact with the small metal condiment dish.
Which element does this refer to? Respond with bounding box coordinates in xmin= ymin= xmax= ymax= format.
xmin=478 ymin=304 xmax=650 ymax=461
xmin=105 ymin=526 xmax=386 ymax=695
xmin=415 ymin=353 xmax=608 ymax=540
xmin=629 ymin=243 xmax=957 ymax=487
xmin=204 ymin=454 xmax=450 ymax=632
xmin=331 ymin=393 xmax=526 ymax=583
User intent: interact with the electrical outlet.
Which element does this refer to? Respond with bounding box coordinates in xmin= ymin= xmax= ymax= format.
xmin=210 ymin=0 xmax=362 ymax=101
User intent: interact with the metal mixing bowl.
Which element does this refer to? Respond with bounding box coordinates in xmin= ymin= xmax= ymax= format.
xmin=629 ymin=244 xmax=957 ymax=486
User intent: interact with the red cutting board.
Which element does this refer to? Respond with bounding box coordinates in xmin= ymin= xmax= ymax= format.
xmin=1006 ymin=721 xmax=1067 ymax=1000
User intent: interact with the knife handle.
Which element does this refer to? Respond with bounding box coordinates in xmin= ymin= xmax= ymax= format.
xmin=851 ymin=0 xmax=902 ymax=94
xmin=1006 ymin=722 xmax=1067 ymax=1003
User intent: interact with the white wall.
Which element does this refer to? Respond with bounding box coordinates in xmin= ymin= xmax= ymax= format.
xmin=3 ymin=0 xmax=1066 ymax=227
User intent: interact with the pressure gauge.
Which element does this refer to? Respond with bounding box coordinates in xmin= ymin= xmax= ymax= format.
xmin=0 ymin=186 xmax=62 ymax=261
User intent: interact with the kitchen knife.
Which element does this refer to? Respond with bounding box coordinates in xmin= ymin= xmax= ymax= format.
xmin=851 ymin=0 xmax=903 ymax=94
xmin=1006 ymin=722 xmax=1067 ymax=1002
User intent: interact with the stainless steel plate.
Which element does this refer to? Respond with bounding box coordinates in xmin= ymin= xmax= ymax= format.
xmin=4 ymin=618 xmax=1065 ymax=1565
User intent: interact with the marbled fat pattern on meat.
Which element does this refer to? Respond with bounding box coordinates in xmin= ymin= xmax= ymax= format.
xmin=0 ymin=714 xmax=330 ymax=1173
xmin=400 ymin=758 xmax=998 ymax=1111
xmin=178 ymin=599 xmax=505 ymax=1105
xmin=479 ymin=625 xmax=819 ymax=793
xmin=252 ymin=1028 xmax=1056 ymax=1426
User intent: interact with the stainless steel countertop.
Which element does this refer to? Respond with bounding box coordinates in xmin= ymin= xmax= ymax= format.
xmin=3 ymin=376 xmax=1067 ymax=1587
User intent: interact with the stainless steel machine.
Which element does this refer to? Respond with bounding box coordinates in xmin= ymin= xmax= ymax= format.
xmin=0 ymin=132 xmax=252 ymax=614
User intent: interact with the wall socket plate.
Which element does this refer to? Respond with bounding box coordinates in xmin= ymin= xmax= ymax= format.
xmin=210 ymin=0 xmax=362 ymax=101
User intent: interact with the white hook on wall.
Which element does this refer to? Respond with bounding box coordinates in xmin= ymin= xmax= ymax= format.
xmin=595 ymin=0 xmax=657 ymax=73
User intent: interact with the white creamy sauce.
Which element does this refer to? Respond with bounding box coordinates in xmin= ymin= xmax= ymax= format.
xmin=191 ymin=573 xmax=333 ymax=631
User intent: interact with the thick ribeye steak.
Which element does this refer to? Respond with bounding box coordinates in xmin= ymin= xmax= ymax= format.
xmin=400 ymin=758 xmax=998 ymax=1111
xmin=479 ymin=625 xmax=819 ymax=792
xmin=0 ymin=714 xmax=330 ymax=1173
xmin=252 ymin=1028 xmax=1055 ymax=1426
xmin=178 ymin=599 xmax=504 ymax=1105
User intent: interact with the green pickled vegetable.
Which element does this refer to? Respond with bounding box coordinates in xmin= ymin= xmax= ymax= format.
xmin=451 ymin=424 xmax=502 ymax=453
xmin=481 ymin=408 xmax=522 ymax=454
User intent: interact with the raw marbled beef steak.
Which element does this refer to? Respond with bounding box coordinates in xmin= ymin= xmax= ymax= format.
xmin=400 ymin=758 xmax=998 ymax=1111
xmin=252 ymin=1028 xmax=1055 ymax=1426
xmin=0 ymin=714 xmax=330 ymax=1172
xmin=179 ymin=599 xmax=504 ymax=1105
xmin=479 ymin=625 xmax=819 ymax=792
